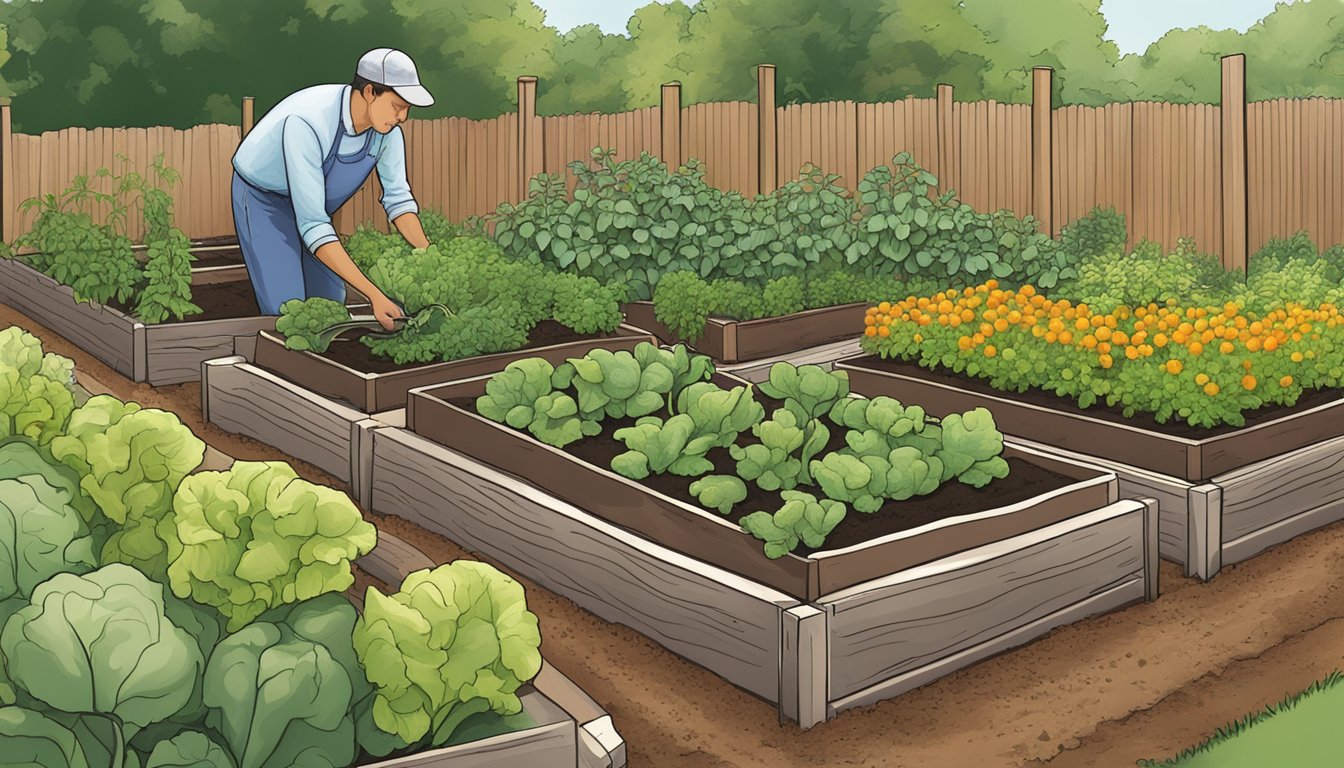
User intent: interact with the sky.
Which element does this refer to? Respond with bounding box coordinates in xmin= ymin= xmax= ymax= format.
xmin=529 ymin=0 xmax=1297 ymax=55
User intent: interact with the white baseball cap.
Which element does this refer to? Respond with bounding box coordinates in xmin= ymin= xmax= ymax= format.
xmin=356 ymin=48 xmax=434 ymax=107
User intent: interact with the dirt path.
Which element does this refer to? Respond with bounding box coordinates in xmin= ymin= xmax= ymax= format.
xmin=8 ymin=302 xmax=1344 ymax=768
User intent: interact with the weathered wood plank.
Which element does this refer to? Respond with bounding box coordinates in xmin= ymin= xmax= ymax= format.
xmin=1005 ymin=436 xmax=1194 ymax=564
xmin=358 ymin=690 xmax=575 ymax=768
xmin=357 ymin=528 xmax=435 ymax=587
xmin=781 ymin=605 xmax=827 ymax=730
xmin=721 ymin=339 xmax=863 ymax=383
xmin=0 ymin=258 xmax=140 ymax=378
xmin=821 ymin=500 xmax=1147 ymax=700
xmin=145 ymin=317 xmax=276 ymax=385
xmin=369 ymin=426 xmax=798 ymax=704
xmin=1215 ymin=433 xmax=1344 ymax=542
xmin=1186 ymin=484 xmax=1222 ymax=581
xmin=827 ymin=576 xmax=1145 ymax=716
xmin=204 ymin=360 xmax=363 ymax=482
xmin=1223 ymin=495 xmax=1344 ymax=566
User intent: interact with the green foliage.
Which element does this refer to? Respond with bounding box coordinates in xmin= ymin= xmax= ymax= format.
xmin=804 ymin=270 xmax=903 ymax=310
xmin=730 ymin=410 xmax=808 ymax=492
xmin=1 ymin=564 xmax=205 ymax=752
xmin=688 ymin=475 xmax=748 ymax=515
xmin=274 ymin=298 xmax=351 ymax=353
xmin=1059 ymin=237 xmax=1239 ymax=311
xmin=552 ymin=348 xmax=673 ymax=422
xmin=203 ymin=595 xmax=361 ymax=768
xmin=937 ymin=409 xmax=1013 ymax=487
xmin=142 ymin=732 xmax=233 ymax=768
xmin=0 ymin=441 xmax=99 ymax=603
xmin=419 ymin=210 xmax=460 ymax=245
xmin=0 ymin=326 xmax=78 ymax=446
xmin=739 ymin=491 xmax=847 ymax=558
xmin=352 ymin=562 xmax=542 ymax=747
xmin=549 ymin=273 xmax=624 ymax=334
xmin=810 ymin=448 xmax=944 ymax=513
xmin=0 ymin=706 xmax=93 ymax=768
xmin=1059 ymin=206 xmax=1128 ymax=261
xmin=161 ymin=461 xmax=377 ymax=632
xmin=49 ymin=396 xmax=205 ymax=580
xmin=475 ymin=358 xmax=598 ymax=448
xmin=611 ymin=382 xmax=761 ymax=479
xmin=135 ymin=229 xmax=200 ymax=324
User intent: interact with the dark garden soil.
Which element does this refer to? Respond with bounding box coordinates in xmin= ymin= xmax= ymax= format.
xmin=110 ymin=278 xmax=262 ymax=322
xmin=445 ymin=391 xmax=1077 ymax=551
xmin=318 ymin=319 xmax=627 ymax=374
xmin=9 ymin=300 xmax=1344 ymax=767
xmin=849 ymin=355 xmax=1344 ymax=438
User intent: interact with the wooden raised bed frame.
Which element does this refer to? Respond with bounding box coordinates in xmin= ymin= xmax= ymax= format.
xmin=835 ymin=354 xmax=1344 ymax=580
xmin=252 ymin=324 xmax=657 ymax=413
xmin=406 ymin=372 xmax=1119 ymax=601
xmin=621 ymin=301 xmax=866 ymax=378
xmin=0 ymin=256 xmax=273 ymax=385
xmin=357 ymin=372 xmax=1159 ymax=726
xmin=203 ymin=327 xmax=658 ymax=487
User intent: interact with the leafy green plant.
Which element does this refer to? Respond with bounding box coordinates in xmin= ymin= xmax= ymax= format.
xmin=1 ymin=564 xmax=208 ymax=768
xmin=49 ymin=396 xmax=205 ymax=580
xmin=688 ymin=475 xmax=748 ymax=515
xmin=810 ymin=447 xmax=945 ymax=512
xmin=756 ymin=363 xmax=847 ymax=484
xmin=0 ymin=441 xmax=99 ymax=604
xmin=475 ymin=358 xmax=598 ymax=448
xmin=353 ymin=561 xmax=542 ymax=748
xmin=135 ymin=229 xmax=200 ymax=324
xmin=0 ymin=326 xmax=78 ymax=446
xmin=739 ymin=491 xmax=847 ymax=558
xmin=141 ymin=731 xmax=233 ymax=768
xmin=0 ymin=706 xmax=96 ymax=768
xmin=1059 ymin=206 xmax=1128 ymax=261
xmin=610 ymin=415 xmax=717 ymax=480
xmin=548 ymin=272 xmax=624 ymax=334
xmin=675 ymin=382 xmax=766 ymax=449
xmin=634 ymin=343 xmax=716 ymax=415
xmin=275 ymin=297 xmax=352 ymax=352
xmin=729 ymin=409 xmax=821 ymax=492
xmin=203 ymin=595 xmax=365 ymax=768
xmin=160 ymin=460 xmax=377 ymax=632
xmin=552 ymin=347 xmax=674 ymax=422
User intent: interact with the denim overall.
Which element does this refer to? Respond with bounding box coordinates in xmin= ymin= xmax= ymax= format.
xmin=231 ymin=111 xmax=377 ymax=315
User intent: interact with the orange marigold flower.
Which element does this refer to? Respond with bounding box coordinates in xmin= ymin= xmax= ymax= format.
xmin=1280 ymin=375 xmax=1293 ymax=387
xmin=1205 ymin=381 xmax=1221 ymax=396
xmin=1242 ymin=375 xmax=1257 ymax=391
xmin=1165 ymin=360 xmax=1184 ymax=375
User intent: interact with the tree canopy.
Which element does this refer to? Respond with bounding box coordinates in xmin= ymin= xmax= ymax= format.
xmin=0 ymin=0 xmax=1339 ymax=132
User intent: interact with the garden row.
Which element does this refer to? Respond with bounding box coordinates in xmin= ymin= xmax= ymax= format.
xmin=12 ymin=148 xmax=1344 ymax=729
xmin=0 ymin=326 xmax=625 ymax=768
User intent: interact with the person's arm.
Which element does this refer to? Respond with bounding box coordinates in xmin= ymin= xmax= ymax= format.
xmin=282 ymin=116 xmax=402 ymax=328
xmin=376 ymin=128 xmax=429 ymax=248
xmin=392 ymin=212 xmax=429 ymax=249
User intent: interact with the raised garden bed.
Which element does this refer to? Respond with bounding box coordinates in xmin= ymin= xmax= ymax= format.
xmin=357 ymin=370 xmax=1159 ymax=726
xmin=621 ymin=301 xmax=866 ymax=378
xmin=836 ymin=354 xmax=1344 ymax=580
xmin=253 ymin=323 xmax=658 ymax=413
xmin=203 ymin=326 xmax=659 ymax=487
xmin=0 ymin=255 xmax=280 ymax=385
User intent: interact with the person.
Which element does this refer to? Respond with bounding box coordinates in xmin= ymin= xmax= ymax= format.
xmin=231 ymin=48 xmax=435 ymax=329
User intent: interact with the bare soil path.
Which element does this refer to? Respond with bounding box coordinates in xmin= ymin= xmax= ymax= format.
xmin=8 ymin=301 xmax=1343 ymax=768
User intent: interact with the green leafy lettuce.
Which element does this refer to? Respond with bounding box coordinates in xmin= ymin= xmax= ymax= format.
xmin=740 ymin=491 xmax=847 ymax=558
xmin=163 ymin=461 xmax=377 ymax=632
xmin=49 ymin=396 xmax=205 ymax=580
xmin=0 ymin=441 xmax=99 ymax=603
xmin=0 ymin=706 xmax=93 ymax=768
xmin=353 ymin=562 xmax=542 ymax=748
xmin=688 ymin=475 xmax=748 ymax=515
xmin=475 ymin=358 xmax=598 ymax=448
xmin=0 ymin=326 xmax=77 ymax=446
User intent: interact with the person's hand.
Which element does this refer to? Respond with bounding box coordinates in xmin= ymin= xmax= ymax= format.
xmin=370 ymin=291 xmax=404 ymax=331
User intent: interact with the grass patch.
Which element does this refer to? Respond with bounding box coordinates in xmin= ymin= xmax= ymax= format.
xmin=1140 ymin=671 xmax=1344 ymax=767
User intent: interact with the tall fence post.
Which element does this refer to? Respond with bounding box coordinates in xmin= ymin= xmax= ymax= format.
xmin=1221 ymin=54 xmax=1248 ymax=274
xmin=516 ymin=76 xmax=540 ymax=204
xmin=0 ymin=105 xmax=11 ymax=245
xmin=1032 ymin=67 xmax=1055 ymax=237
xmin=661 ymin=82 xmax=683 ymax=170
xmin=936 ymin=84 xmax=954 ymax=192
xmin=757 ymin=64 xmax=777 ymax=195
xmin=241 ymin=96 xmax=255 ymax=138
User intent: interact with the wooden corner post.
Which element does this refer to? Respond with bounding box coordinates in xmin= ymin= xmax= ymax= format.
xmin=757 ymin=64 xmax=778 ymax=195
xmin=1031 ymin=67 xmax=1054 ymax=237
xmin=516 ymin=76 xmax=540 ymax=203
xmin=1221 ymin=54 xmax=1248 ymax=274
xmin=936 ymin=84 xmax=954 ymax=192
xmin=241 ymin=97 xmax=255 ymax=138
xmin=660 ymin=82 xmax=683 ymax=170
xmin=0 ymin=105 xmax=11 ymax=245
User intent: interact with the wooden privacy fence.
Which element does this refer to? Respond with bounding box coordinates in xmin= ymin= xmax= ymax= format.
xmin=3 ymin=55 xmax=1343 ymax=269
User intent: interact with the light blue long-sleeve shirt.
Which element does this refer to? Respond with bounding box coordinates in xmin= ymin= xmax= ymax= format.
xmin=232 ymin=84 xmax=418 ymax=253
